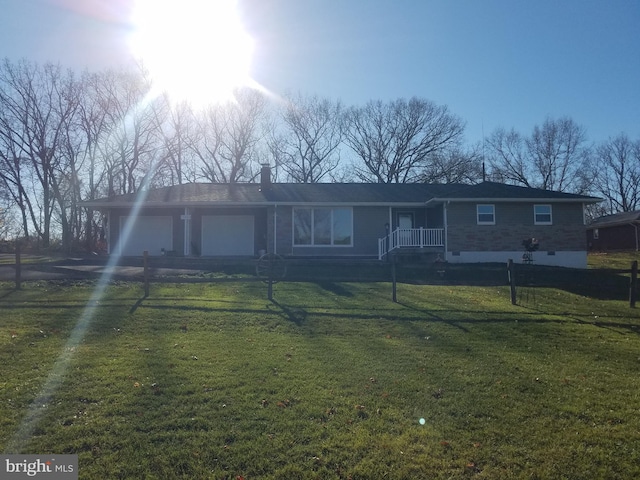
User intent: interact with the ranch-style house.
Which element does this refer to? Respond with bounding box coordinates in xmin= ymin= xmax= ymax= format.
xmin=83 ymin=166 xmax=600 ymax=268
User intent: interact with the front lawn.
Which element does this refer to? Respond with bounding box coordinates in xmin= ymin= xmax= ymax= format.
xmin=1 ymin=279 xmax=639 ymax=479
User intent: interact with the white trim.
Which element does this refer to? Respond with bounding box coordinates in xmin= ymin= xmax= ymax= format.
xmin=182 ymin=207 xmax=191 ymax=256
xmin=273 ymin=204 xmax=278 ymax=255
xmin=446 ymin=251 xmax=588 ymax=269
xmin=477 ymin=204 xmax=495 ymax=225
xmin=106 ymin=210 xmax=111 ymax=255
xmin=85 ymin=201 xmax=432 ymax=208
xmin=443 ymin=202 xmax=448 ymax=256
xmin=534 ymin=204 xmax=553 ymax=225
xmin=427 ymin=197 xmax=600 ymax=205
xmin=292 ymin=207 xmax=353 ymax=247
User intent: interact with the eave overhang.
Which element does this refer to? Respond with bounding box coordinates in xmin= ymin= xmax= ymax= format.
xmin=425 ymin=197 xmax=602 ymax=206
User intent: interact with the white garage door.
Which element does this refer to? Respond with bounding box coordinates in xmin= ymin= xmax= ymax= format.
xmin=119 ymin=216 xmax=173 ymax=256
xmin=201 ymin=215 xmax=254 ymax=256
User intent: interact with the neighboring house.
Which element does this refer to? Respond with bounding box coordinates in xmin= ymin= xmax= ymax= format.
xmin=83 ymin=166 xmax=600 ymax=268
xmin=587 ymin=210 xmax=640 ymax=251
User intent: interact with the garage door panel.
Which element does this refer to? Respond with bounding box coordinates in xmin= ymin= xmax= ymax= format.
xmin=120 ymin=216 xmax=173 ymax=256
xmin=202 ymin=215 xmax=254 ymax=256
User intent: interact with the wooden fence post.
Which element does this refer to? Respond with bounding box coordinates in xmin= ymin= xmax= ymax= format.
xmin=15 ymin=241 xmax=21 ymax=290
xmin=630 ymin=260 xmax=638 ymax=308
xmin=143 ymin=250 xmax=150 ymax=297
xmin=507 ymin=259 xmax=516 ymax=305
xmin=391 ymin=255 xmax=397 ymax=303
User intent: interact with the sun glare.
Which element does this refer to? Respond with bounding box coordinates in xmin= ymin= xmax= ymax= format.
xmin=130 ymin=0 xmax=254 ymax=106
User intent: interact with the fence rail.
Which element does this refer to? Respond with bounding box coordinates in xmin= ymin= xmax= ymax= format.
xmin=378 ymin=228 xmax=444 ymax=259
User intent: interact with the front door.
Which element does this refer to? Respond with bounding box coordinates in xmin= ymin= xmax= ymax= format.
xmin=397 ymin=212 xmax=414 ymax=246
xmin=398 ymin=213 xmax=414 ymax=229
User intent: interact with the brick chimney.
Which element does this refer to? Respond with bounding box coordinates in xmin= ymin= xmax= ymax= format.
xmin=260 ymin=164 xmax=271 ymax=190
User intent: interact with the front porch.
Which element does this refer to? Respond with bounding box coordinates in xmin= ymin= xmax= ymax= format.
xmin=378 ymin=227 xmax=445 ymax=260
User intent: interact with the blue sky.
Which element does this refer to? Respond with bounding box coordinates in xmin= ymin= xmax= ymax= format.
xmin=1 ymin=0 xmax=638 ymax=146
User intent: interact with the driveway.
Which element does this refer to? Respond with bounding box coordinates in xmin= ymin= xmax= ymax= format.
xmin=0 ymin=254 xmax=207 ymax=282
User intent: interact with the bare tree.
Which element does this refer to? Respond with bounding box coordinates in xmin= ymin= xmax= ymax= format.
xmin=0 ymin=187 xmax=19 ymax=239
xmin=591 ymin=133 xmax=640 ymax=214
xmin=487 ymin=117 xmax=590 ymax=192
xmin=342 ymin=97 xmax=465 ymax=183
xmin=417 ymin=144 xmax=483 ymax=184
xmin=528 ymin=117 xmax=589 ymax=192
xmin=153 ymin=96 xmax=199 ymax=186
xmin=96 ymin=68 xmax=159 ymax=195
xmin=486 ymin=128 xmax=532 ymax=186
xmin=0 ymin=59 xmax=81 ymax=247
xmin=269 ymin=94 xmax=343 ymax=183
xmin=71 ymin=70 xmax=117 ymax=249
xmin=192 ymin=88 xmax=267 ymax=183
xmin=0 ymin=132 xmax=34 ymax=240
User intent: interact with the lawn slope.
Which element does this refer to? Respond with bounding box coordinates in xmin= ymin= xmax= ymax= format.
xmin=1 ymin=280 xmax=639 ymax=479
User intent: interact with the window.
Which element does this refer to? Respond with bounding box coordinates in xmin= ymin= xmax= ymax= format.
xmin=534 ymin=205 xmax=552 ymax=225
xmin=293 ymin=208 xmax=353 ymax=246
xmin=477 ymin=204 xmax=495 ymax=225
xmin=293 ymin=209 xmax=312 ymax=245
xmin=593 ymin=228 xmax=599 ymax=240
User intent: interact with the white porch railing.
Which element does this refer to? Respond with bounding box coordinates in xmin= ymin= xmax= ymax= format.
xmin=378 ymin=228 xmax=444 ymax=260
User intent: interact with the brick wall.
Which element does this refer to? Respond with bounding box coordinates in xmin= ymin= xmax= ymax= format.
xmin=446 ymin=202 xmax=587 ymax=253
xmin=447 ymin=223 xmax=587 ymax=252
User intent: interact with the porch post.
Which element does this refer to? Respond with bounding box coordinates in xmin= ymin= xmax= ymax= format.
xmin=106 ymin=210 xmax=111 ymax=255
xmin=181 ymin=208 xmax=191 ymax=256
xmin=273 ymin=204 xmax=278 ymax=255
xmin=443 ymin=202 xmax=449 ymax=260
xmin=385 ymin=222 xmax=390 ymax=259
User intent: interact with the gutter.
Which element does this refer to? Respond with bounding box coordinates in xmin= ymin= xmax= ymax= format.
xmin=82 ymin=201 xmax=432 ymax=208
xmin=426 ymin=197 xmax=601 ymax=206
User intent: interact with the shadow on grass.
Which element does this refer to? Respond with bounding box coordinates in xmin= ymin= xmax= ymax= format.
xmin=397 ymin=301 xmax=470 ymax=333
xmin=513 ymin=265 xmax=631 ymax=301
xmin=314 ymin=282 xmax=354 ymax=297
xmin=121 ymin=295 xmax=639 ymax=336
xmin=269 ymin=299 xmax=308 ymax=325
xmin=129 ymin=296 xmax=146 ymax=314
xmin=0 ymin=289 xmax=18 ymax=299
xmin=517 ymin=303 xmax=640 ymax=336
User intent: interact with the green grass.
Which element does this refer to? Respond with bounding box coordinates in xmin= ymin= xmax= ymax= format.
xmin=588 ymin=250 xmax=639 ymax=270
xmin=1 ymin=275 xmax=640 ymax=479
xmin=0 ymin=253 xmax=60 ymax=265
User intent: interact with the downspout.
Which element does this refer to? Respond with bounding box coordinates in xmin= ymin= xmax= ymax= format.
xmin=182 ymin=207 xmax=191 ymax=256
xmin=443 ymin=202 xmax=449 ymax=260
xmin=106 ymin=210 xmax=111 ymax=255
xmin=388 ymin=206 xmax=393 ymax=258
xmin=632 ymin=222 xmax=639 ymax=252
xmin=273 ymin=204 xmax=278 ymax=255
